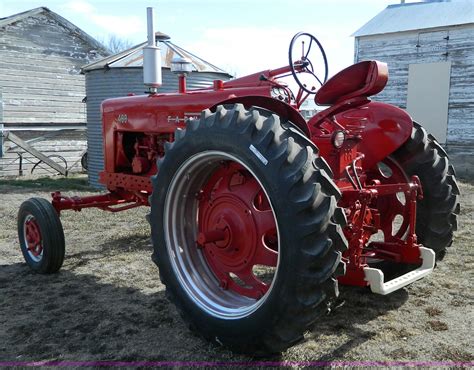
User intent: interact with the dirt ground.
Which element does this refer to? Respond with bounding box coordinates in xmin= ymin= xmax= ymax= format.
xmin=0 ymin=176 xmax=472 ymax=366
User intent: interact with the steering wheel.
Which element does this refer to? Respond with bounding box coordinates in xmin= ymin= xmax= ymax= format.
xmin=288 ymin=32 xmax=329 ymax=94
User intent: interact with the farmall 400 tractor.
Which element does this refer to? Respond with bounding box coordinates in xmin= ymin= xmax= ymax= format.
xmin=17 ymin=8 xmax=459 ymax=354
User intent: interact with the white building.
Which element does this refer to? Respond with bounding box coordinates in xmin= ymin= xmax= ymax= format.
xmin=353 ymin=0 xmax=474 ymax=177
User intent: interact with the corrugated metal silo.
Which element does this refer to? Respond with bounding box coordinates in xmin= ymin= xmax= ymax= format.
xmin=82 ymin=32 xmax=232 ymax=187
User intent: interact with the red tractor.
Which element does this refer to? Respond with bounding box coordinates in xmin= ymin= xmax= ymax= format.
xmin=17 ymin=9 xmax=459 ymax=354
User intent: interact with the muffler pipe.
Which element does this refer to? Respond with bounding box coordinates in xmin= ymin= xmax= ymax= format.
xmin=143 ymin=7 xmax=162 ymax=92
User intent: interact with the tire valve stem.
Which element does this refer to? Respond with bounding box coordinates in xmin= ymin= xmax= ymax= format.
xmin=196 ymin=241 xmax=204 ymax=249
xmin=220 ymin=279 xmax=228 ymax=289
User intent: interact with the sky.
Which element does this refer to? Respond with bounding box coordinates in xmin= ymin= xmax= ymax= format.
xmin=0 ymin=0 xmax=419 ymax=78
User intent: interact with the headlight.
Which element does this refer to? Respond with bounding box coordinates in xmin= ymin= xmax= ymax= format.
xmin=171 ymin=56 xmax=194 ymax=74
xmin=332 ymin=130 xmax=345 ymax=148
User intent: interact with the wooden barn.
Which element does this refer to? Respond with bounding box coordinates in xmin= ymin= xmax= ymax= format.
xmin=353 ymin=0 xmax=474 ymax=177
xmin=0 ymin=7 xmax=108 ymax=177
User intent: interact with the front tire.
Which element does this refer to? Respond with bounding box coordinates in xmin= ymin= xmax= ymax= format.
xmin=150 ymin=104 xmax=347 ymax=354
xmin=18 ymin=198 xmax=65 ymax=273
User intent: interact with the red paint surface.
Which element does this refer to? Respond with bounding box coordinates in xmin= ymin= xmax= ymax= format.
xmin=315 ymin=61 xmax=388 ymax=105
xmin=25 ymin=217 xmax=42 ymax=257
xmin=197 ymin=162 xmax=278 ymax=299
xmin=55 ymin=60 xmax=424 ymax=287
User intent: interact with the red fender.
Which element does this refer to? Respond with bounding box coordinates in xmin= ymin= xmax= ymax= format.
xmin=209 ymin=95 xmax=310 ymax=136
xmin=309 ymin=60 xmax=412 ymax=171
xmin=334 ymin=101 xmax=413 ymax=170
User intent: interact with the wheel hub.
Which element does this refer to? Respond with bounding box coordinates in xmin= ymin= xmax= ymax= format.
xmin=198 ymin=162 xmax=278 ymax=299
xmin=23 ymin=215 xmax=43 ymax=261
xmin=200 ymin=194 xmax=257 ymax=268
xmin=163 ymin=151 xmax=281 ymax=318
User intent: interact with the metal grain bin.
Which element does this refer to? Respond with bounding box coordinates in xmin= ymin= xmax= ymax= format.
xmin=82 ymin=33 xmax=232 ymax=188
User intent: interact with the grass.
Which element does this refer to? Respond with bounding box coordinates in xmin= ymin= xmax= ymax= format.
xmin=0 ymin=175 xmax=94 ymax=192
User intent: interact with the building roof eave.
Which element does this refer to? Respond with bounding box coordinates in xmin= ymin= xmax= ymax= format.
xmin=353 ymin=0 xmax=474 ymax=38
xmin=0 ymin=7 xmax=110 ymax=56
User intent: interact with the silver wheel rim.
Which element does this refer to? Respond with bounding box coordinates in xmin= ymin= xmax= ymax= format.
xmin=163 ymin=150 xmax=280 ymax=319
xmin=23 ymin=214 xmax=43 ymax=263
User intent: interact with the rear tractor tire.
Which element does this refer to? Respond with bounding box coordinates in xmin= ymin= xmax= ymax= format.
xmin=18 ymin=198 xmax=65 ymax=273
xmin=150 ymin=104 xmax=347 ymax=354
xmin=392 ymin=122 xmax=460 ymax=259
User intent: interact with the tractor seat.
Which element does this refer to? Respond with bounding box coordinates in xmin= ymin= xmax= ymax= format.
xmin=315 ymin=60 xmax=388 ymax=105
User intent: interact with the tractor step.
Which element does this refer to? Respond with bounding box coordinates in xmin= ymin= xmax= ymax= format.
xmin=363 ymin=247 xmax=435 ymax=295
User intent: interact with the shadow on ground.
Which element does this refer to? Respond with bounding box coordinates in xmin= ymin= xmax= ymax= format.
xmin=308 ymin=285 xmax=408 ymax=361
xmin=0 ymin=233 xmax=409 ymax=363
xmin=65 ymin=234 xmax=152 ymax=271
xmin=0 ymin=262 xmax=249 ymax=363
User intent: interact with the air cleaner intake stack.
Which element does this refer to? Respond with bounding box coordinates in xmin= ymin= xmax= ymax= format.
xmin=143 ymin=7 xmax=162 ymax=93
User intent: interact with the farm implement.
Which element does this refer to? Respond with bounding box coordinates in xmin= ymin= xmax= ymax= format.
xmin=17 ymin=8 xmax=459 ymax=354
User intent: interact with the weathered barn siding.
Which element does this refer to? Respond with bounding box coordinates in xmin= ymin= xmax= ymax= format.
xmin=355 ymin=24 xmax=474 ymax=176
xmin=0 ymin=10 xmax=103 ymax=125
xmin=85 ymin=68 xmax=230 ymax=187
xmin=0 ymin=7 xmax=107 ymax=177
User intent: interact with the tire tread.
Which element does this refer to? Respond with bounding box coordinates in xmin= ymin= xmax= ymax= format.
xmin=392 ymin=122 xmax=459 ymax=258
xmin=150 ymin=104 xmax=347 ymax=354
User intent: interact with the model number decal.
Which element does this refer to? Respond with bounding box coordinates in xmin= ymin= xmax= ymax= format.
xmin=117 ymin=114 xmax=128 ymax=124
xmin=249 ymin=144 xmax=268 ymax=165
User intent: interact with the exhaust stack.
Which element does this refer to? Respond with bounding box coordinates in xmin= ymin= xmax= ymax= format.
xmin=143 ymin=7 xmax=162 ymax=92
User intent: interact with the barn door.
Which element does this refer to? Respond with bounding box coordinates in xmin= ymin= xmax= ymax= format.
xmin=406 ymin=61 xmax=451 ymax=144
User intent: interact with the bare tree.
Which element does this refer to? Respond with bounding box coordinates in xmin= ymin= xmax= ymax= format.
xmin=97 ymin=34 xmax=134 ymax=54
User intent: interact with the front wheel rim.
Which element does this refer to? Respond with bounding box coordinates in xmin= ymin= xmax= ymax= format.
xmin=23 ymin=214 xmax=43 ymax=262
xmin=163 ymin=151 xmax=280 ymax=319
